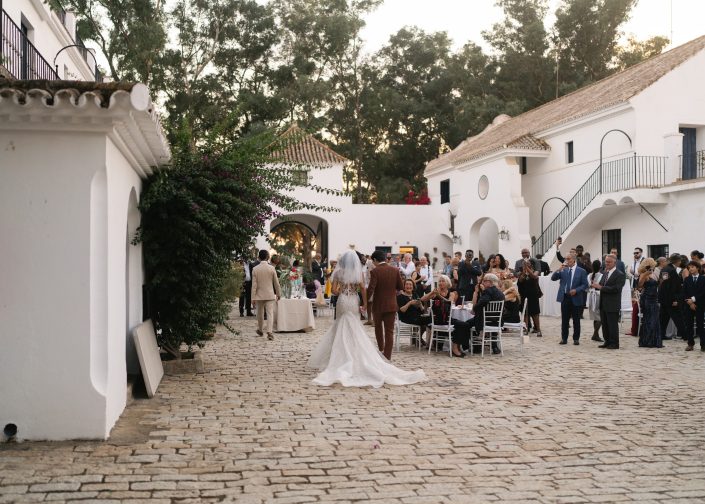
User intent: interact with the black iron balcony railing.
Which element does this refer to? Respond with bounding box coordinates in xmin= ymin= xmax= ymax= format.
xmin=532 ymin=154 xmax=667 ymax=257
xmin=1 ymin=9 xmax=59 ymax=80
xmin=679 ymin=150 xmax=705 ymax=181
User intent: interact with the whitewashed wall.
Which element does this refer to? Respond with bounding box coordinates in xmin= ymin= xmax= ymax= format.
xmin=4 ymin=0 xmax=95 ymax=80
xmin=0 ymin=133 xmax=115 ymax=439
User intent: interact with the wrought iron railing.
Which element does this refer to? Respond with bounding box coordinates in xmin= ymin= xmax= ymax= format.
xmin=679 ymin=150 xmax=705 ymax=181
xmin=601 ymin=155 xmax=667 ymax=192
xmin=532 ymin=154 xmax=668 ymax=256
xmin=1 ymin=9 xmax=59 ymax=80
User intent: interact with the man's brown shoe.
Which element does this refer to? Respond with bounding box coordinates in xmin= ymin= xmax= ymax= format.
xmin=256 ymin=329 xmax=263 ymax=336
xmin=686 ymin=345 xmax=694 ymax=351
xmin=267 ymin=333 xmax=274 ymax=340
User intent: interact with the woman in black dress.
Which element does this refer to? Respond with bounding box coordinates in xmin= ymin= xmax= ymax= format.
xmin=516 ymin=260 xmax=542 ymax=337
xmin=637 ymin=258 xmax=662 ymax=348
xmin=421 ymin=275 xmax=471 ymax=357
xmin=397 ymin=279 xmax=431 ymax=343
xmin=501 ymin=279 xmax=521 ymax=323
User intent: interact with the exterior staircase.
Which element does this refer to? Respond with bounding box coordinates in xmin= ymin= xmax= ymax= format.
xmin=532 ymin=154 xmax=668 ymax=258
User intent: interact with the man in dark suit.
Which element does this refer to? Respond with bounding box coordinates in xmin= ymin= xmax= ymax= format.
xmin=551 ymin=253 xmax=589 ymax=344
xmin=311 ymin=254 xmax=324 ymax=284
xmin=457 ymin=249 xmax=481 ymax=301
xmin=659 ymin=254 xmax=686 ymax=342
xmin=367 ymin=250 xmax=404 ymax=360
xmin=535 ymin=254 xmax=551 ymax=275
xmin=239 ymin=256 xmax=256 ymax=316
xmin=514 ymin=248 xmax=541 ymax=276
xmin=682 ymin=261 xmax=705 ymax=351
xmin=592 ymin=254 xmax=625 ymax=349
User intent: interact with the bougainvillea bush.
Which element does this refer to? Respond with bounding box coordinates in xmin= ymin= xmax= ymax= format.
xmin=137 ymin=127 xmax=340 ymax=356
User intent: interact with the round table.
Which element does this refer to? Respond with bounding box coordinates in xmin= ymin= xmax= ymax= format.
xmin=274 ymin=298 xmax=316 ymax=332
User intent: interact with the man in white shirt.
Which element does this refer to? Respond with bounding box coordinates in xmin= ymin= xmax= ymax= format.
xmin=399 ymin=253 xmax=415 ymax=279
xmin=418 ymin=256 xmax=432 ymax=293
xmin=628 ymin=247 xmax=645 ymax=289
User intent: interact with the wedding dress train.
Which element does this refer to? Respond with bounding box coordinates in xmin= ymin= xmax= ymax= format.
xmin=308 ymin=289 xmax=426 ymax=388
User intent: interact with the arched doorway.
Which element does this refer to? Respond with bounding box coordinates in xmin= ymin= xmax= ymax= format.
xmin=469 ymin=217 xmax=499 ymax=264
xmin=269 ymin=214 xmax=328 ymax=267
xmin=125 ymin=189 xmax=141 ymax=376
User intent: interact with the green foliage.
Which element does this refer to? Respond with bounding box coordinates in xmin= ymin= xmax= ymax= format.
xmin=66 ymin=0 xmax=668 ymax=205
xmin=137 ymin=126 xmax=336 ymax=354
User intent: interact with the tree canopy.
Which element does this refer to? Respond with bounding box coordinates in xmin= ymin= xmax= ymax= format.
xmin=60 ymin=0 xmax=669 ymax=203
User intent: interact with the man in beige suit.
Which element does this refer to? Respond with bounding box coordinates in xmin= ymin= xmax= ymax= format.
xmin=251 ymin=249 xmax=281 ymax=340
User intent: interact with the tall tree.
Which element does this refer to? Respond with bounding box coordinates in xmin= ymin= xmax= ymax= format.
xmin=554 ymin=0 xmax=637 ymax=93
xmin=359 ymin=27 xmax=456 ymax=202
xmin=483 ymin=0 xmax=554 ymax=109
xmin=55 ymin=0 xmax=166 ymax=83
xmin=614 ymin=35 xmax=670 ymax=70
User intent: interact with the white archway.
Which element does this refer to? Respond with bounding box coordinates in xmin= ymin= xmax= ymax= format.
xmin=469 ymin=217 xmax=499 ymax=262
xmin=270 ymin=213 xmax=329 ymax=266
xmin=125 ymin=189 xmax=142 ymax=376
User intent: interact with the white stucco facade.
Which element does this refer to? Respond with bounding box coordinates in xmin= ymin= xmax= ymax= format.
xmin=0 ymin=84 xmax=169 ymax=440
xmin=2 ymin=0 xmax=97 ymax=81
xmin=425 ymin=41 xmax=705 ymax=268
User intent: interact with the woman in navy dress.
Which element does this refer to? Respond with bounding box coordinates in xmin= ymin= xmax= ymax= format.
xmin=637 ymin=258 xmax=662 ymax=348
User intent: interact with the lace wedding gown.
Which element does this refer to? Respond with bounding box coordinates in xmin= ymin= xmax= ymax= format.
xmin=308 ymin=285 xmax=426 ymax=388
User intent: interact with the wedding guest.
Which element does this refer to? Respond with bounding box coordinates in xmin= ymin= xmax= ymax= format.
xmin=587 ymin=260 xmax=603 ymax=342
xmin=501 ymin=279 xmax=521 ymax=324
xmin=418 ymin=256 xmax=432 ymax=294
xmin=513 ymin=248 xmax=541 ymax=276
xmin=609 ymin=248 xmax=626 ymax=275
xmin=637 ymin=258 xmax=661 ymax=348
xmin=517 ymin=259 xmax=542 ymax=337
xmin=575 ymin=245 xmax=590 ymax=272
xmin=311 ymin=254 xmax=324 ymax=284
xmin=410 ymin=261 xmax=423 ymax=297
xmin=629 ymin=247 xmax=645 ymax=289
xmin=442 ymin=255 xmax=453 ymax=277
xmin=682 ymin=260 xmax=705 ymax=351
xmin=399 ymin=253 xmax=415 ymax=279
xmin=471 ymin=273 xmax=505 ymax=354
xmin=654 ymin=256 xmax=667 ymax=277
xmin=457 ymin=250 xmax=481 ymax=301
xmin=535 ymin=254 xmax=551 ymax=276
xmin=593 ymin=254 xmax=625 ymax=349
xmin=397 ymin=279 xmax=431 ymax=345
xmin=422 ymin=275 xmax=471 ymax=358
xmin=251 ymin=249 xmax=281 ymax=340
xmin=659 ymin=254 xmax=687 ymax=342
xmin=553 ymin=253 xmax=589 ymax=345
xmin=450 ymin=257 xmax=460 ymax=289
xmin=691 ymin=250 xmax=705 ymax=267
xmin=239 ymin=256 xmax=254 ymax=317
xmin=488 ymin=253 xmax=514 ymax=280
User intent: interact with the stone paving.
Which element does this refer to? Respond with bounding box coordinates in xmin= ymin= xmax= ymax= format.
xmin=2 ymin=309 xmax=705 ymax=503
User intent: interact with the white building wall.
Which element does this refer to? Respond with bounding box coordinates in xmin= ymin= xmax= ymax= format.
xmin=522 ymin=109 xmax=635 ymax=241
xmin=4 ymin=0 xmax=96 ymax=81
xmin=0 ymin=132 xmax=110 ymax=440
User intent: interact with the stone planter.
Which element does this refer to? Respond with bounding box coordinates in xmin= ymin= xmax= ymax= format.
xmin=161 ymin=351 xmax=205 ymax=375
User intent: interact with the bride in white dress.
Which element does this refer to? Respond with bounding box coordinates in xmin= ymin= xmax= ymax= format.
xmin=308 ymin=250 xmax=426 ymax=388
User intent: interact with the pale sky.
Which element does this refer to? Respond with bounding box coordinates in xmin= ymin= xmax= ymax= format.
xmin=361 ymin=0 xmax=705 ymax=54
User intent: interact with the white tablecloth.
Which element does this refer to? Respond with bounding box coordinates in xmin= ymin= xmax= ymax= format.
xmin=450 ymin=306 xmax=474 ymax=323
xmin=275 ymin=298 xmax=316 ymax=332
xmin=539 ymin=275 xmax=633 ymax=318
xmin=539 ymin=276 xmax=562 ymax=317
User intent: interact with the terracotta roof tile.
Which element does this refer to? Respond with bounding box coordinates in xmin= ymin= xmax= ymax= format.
xmin=272 ymin=125 xmax=349 ymax=166
xmin=427 ymin=35 xmax=705 ymax=172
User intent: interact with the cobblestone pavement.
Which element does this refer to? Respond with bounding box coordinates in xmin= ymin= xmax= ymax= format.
xmin=3 ymin=310 xmax=705 ymax=503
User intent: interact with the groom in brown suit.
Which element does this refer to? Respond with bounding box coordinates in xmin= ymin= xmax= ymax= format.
xmin=367 ymin=250 xmax=404 ymax=360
